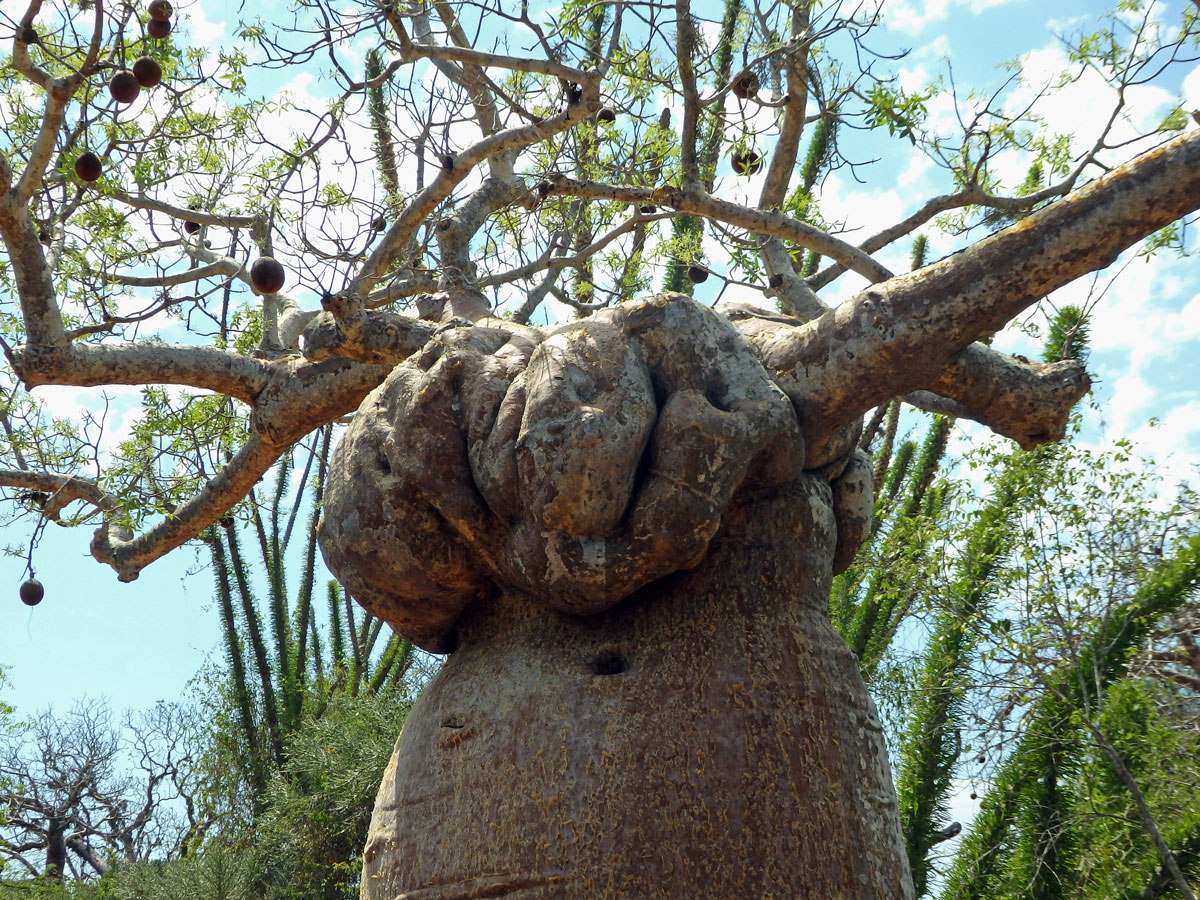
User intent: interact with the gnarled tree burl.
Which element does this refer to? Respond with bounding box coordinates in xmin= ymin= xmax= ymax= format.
xmin=3 ymin=0 xmax=1200 ymax=896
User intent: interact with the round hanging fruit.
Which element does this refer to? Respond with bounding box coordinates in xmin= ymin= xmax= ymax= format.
xmin=250 ymin=257 xmax=286 ymax=294
xmin=731 ymin=148 xmax=763 ymax=176
xmin=109 ymin=71 xmax=141 ymax=104
xmin=132 ymin=56 xmax=163 ymax=88
xmin=74 ymin=152 xmax=103 ymax=182
xmin=19 ymin=578 xmax=44 ymax=607
xmin=147 ymin=17 xmax=171 ymax=38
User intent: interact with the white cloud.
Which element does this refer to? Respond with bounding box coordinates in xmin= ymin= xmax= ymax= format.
xmin=183 ymin=1 xmax=226 ymax=48
xmin=884 ymin=0 xmax=1018 ymax=36
xmin=30 ymin=384 xmax=146 ymax=458
xmin=1183 ymin=62 xmax=1200 ymax=115
xmin=885 ymin=0 xmax=951 ymax=36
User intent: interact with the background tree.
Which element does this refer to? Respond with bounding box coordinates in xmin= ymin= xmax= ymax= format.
xmin=0 ymin=699 xmax=205 ymax=882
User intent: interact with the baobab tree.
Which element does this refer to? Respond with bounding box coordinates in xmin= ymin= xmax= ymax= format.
xmin=1 ymin=0 xmax=1198 ymax=896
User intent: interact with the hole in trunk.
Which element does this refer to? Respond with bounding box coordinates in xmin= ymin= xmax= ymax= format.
xmin=591 ymin=649 xmax=628 ymax=676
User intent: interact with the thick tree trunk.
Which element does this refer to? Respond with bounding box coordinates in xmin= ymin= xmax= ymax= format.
xmin=361 ymin=477 xmax=913 ymax=899
xmin=45 ymin=819 xmax=66 ymax=881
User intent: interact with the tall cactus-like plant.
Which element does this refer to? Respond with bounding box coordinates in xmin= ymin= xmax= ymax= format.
xmin=205 ymin=425 xmax=418 ymax=812
xmin=663 ymin=0 xmax=742 ymax=294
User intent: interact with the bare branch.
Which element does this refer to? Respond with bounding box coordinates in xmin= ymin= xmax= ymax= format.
xmin=399 ymin=42 xmax=589 ymax=84
xmin=12 ymin=343 xmax=272 ymax=406
xmin=547 ymin=178 xmax=895 ymax=283
xmin=0 ymin=468 xmax=117 ymax=521
xmin=99 ymin=259 xmax=241 ymax=288
xmin=105 ymin=188 xmax=261 ymax=230
xmin=908 ymin=345 xmax=1090 ymax=448
xmin=348 ymin=72 xmax=601 ymax=298
xmin=674 ymin=0 xmax=702 ymax=186
xmin=90 ymin=433 xmax=285 ymax=581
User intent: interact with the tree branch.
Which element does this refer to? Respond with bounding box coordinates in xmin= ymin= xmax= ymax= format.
xmin=90 ymin=433 xmax=285 ymax=581
xmin=0 ymin=468 xmax=117 ymax=521
xmin=764 ymin=128 xmax=1200 ymax=449
xmin=104 ymin=188 xmax=261 ymax=230
xmin=11 ymin=343 xmax=272 ymax=406
xmin=398 ymin=41 xmax=589 ymax=84
xmin=908 ymin=344 xmax=1090 ymax=448
xmin=348 ymin=71 xmax=600 ymax=298
xmin=674 ymin=0 xmax=702 ymax=186
xmin=547 ymin=178 xmax=895 ymax=283
xmin=1084 ymin=720 xmax=1197 ymax=900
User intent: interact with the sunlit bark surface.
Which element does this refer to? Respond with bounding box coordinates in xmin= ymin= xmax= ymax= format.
xmin=360 ymin=479 xmax=911 ymax=900
xmin=321 ymin=294 xmax=909 ymax=897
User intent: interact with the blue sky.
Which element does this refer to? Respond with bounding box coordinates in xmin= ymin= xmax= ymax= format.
xmin=3 ymin=0 xmax=1199 ymax=729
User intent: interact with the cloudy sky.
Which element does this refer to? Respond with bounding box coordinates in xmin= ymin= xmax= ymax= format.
xmin=2 ymin=0 xmax=1198 ymax=734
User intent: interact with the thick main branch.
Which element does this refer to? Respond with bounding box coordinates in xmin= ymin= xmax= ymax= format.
xmin=768 ymin=128 xmax=1200 ymax=442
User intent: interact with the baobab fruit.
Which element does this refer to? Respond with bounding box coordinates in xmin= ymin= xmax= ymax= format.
xmin=20 ymin=25 xmax=39 ymax=45
xmin=731 ymin=148 xmax=763 ymax=176
xmin=132 ymin=56 xmax=162 ymax=88
xmin=147 ymin=0 xmax=172 ymax=21
xmin=731 ymin=70 xmax=760 ymax=100
xmin=687 ymin=265 xmax=709 ymax=284
xmin=74 ymin=151 xmax=103 ymax=182
xmin=597 ymin=107 xmax=616 ymax=123
xmin=372 ymin=216 xmax=387 ymax=231
xmin=109 ymin=71 xmax=141 ymax=104
xmin=183 ymin=201 xmax=202 ymax=233
xmin=250 ymin=256 xmax=286 ymax=294
xmin=19 ymin=578 xmax=44 ymax=607
xmin=147 ymin=17 xmax=171 ymax=38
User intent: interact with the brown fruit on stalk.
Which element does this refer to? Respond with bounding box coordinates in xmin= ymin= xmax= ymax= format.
xmin=20 ymin=25 xmax=39 ymax=45
xmin=372 ymin=216 xmax=387 ymax=231
xmin=184 ymin=220 xmax=200 ymax=234
xmin=109 ymin=71 xmax=141 ymax=104
xmin=250 ymin=257 xmax=286 ymax=294
xmin=597 ymin=107 xmax=616 ymax=123
xmin=731 ymin=70 xmax=760 ymax=100
xmin=20 ymin=578 xmax=44 ymax=607
xmin=687 ymin=265 xmax=709 ymax=284
xmin=132 ymin=56 xmax=163 ymax=88
xmin=731 ymin=148 xmax=763 ymax=176
xmin=147 ymin=17 xmax=171 ymax=38
xmin=74 ymin=151 xmax=103 ymax=182
xmin=148 ymin=0 xmax=172 ymax=20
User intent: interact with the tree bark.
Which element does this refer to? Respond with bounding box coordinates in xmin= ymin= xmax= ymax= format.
xmin=361 ymin=478 xmax=912 ymax=899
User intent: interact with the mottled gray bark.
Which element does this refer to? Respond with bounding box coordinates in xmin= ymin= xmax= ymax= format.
xmin=359 ymin=479 xmax=910 ymax=899
xmin=320 ymin=294 xmax=903 ymax=896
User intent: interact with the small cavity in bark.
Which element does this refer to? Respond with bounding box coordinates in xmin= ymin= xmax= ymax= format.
xmin=591 ymin=649 xmax=628 ymax=676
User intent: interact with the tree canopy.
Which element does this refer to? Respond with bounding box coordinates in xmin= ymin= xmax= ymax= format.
xmin=0 ymin=0 xmax=1196 ymax=578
